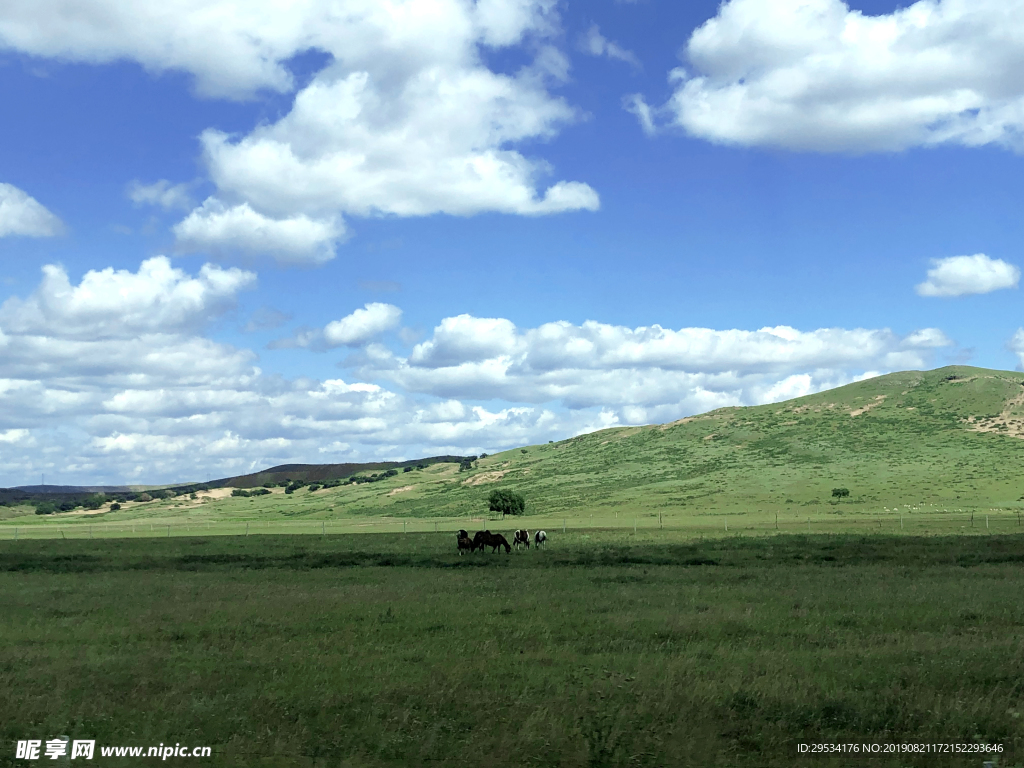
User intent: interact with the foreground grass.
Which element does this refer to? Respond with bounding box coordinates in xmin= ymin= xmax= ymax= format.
xmin=2 ymin=532 xmax=1024 ymax=767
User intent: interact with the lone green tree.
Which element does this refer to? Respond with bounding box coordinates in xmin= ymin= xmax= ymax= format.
xmin=488 ymin=488 xmax=525 ymax=517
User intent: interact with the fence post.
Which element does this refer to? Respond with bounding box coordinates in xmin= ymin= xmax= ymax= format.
xmin=167 ymin=525 xmax=171 ymax=537
xmin=725 ymin=519 xmax=728 ymax=533
xmin=633 ymin=518 xmax=636 ymax=534
xmin=404 ymin=521 xmax=407 ymax=533
xmin=245 ymin=522 xmax=249 ymax=537
xmin=14 ymin=527 xmax=17 ymax=541
xmin=660 ymin=513 xmax=662 ymax=530
xmin=986 ymin=515 xmax=989 ymax=531
xmin=900 ymin=515 xmax=903 ymax=531
xmin=322 ymin=521 xmax=326 ymax=536
xmin=563 ymin=519 xmax=566 ymax=534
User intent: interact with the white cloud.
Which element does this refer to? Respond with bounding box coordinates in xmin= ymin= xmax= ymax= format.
xmin=580 ymin=24 xmax=640 ymax=68
xmin=174 ymin=199 xmax=343 ymax=265
xmin=1009 ymin=329 xmax=1024 ymax=368
xmin=128 ymin=179 xmax=193 ymax=210
xmin=0 ymin=182 xmax=63 ymax=237
xmin=269 ymin=303 xmax=402 ymax=350
xmin=366 ymin=315 xmax=954 ymax=415
xmin=325 ymin=303 xmax=402 ymax=347
xmin=0 ymin=256 xmax=255 ymax=339
xmin=637 ymin=0 xmax=1024 ymax=152
xmin=916 ymin=253 xmax=1020 ymax=297
xmin=0 ymin=1 xmax=598 ymax=256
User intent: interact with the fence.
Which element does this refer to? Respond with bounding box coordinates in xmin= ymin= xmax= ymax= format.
xmin=1 ymin=509 xmax=1022 ymax=541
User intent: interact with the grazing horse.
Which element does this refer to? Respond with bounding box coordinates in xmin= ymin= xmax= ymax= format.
xmin=473 ymin=530 xmax=491 ymax=553
xmin=458 ymin=529 xmax=469 ymax=539
xmin=512 ymin=529 xmax=530 ymax=550
xmin=534 ymin=530 xmax=547 ymax=548
xmin=477 ymin=530 xmax=511 ymax=553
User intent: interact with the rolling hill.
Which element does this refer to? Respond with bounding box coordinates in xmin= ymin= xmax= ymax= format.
xmin=317 ymin=364 xmax=1024 ymax=518
xmin=6 ymin=365 xmax=1024 ymax=521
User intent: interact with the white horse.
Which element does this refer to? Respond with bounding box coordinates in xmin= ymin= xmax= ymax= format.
xmin=512 ymin=529 xmax=530 ymax=550
xmin=534 ymin=530 xmax=547 ymax=548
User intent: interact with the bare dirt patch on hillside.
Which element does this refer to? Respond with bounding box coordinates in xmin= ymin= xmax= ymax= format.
xmin=850 ymin=395 xmax=886 ymax=417
xmin=387 ymin=485 xmax=415 ymax=497
xmin=966 ymin=390 xmax=1024 ymax=439
xmin=462 ymin=471 xmax=507 ymax=487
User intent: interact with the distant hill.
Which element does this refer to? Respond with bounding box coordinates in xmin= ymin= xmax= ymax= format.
xmin=204 ymin=456 xmax=471 ymax=489
xmin=13 ymin=485 xmax=136 ymax=494
xmin=1 ymin=455 xmax=472 ymax=502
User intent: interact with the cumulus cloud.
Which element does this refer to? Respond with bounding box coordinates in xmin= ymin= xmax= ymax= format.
xmin=916 ymin=253 xmax=1020 ymax=297
xmin=1009 ymin=329 xmax=1024 ymax=368
xmin=325 ymin=303 xmax=402 ymax=347
xmin=0 ymin=1 xmax=599 ymax=257
xmin=0 ymin=182 xmax=63 ymax=237
xmin=635 ymin=0 xmax=1024 ymax=152
xmin=579 ymin=24 xmax=640 ymax=68
xmin=364 ymin=314 xmax=954 ymax=417
xmin=174 ymin=199 xmax=343 ymax=265
xmin=0 ymin=256 xmax=255 ymax=339
xmin=269 ymin=303 xmax=402 ymax=350
xmin=128 ymin=179 xmax=193 ymax=210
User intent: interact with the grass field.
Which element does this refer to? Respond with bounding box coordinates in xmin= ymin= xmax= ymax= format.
xmin=3 ymin=530 xmax=1024 ymax=767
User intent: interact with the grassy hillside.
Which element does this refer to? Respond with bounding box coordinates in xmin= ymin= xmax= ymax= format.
xmin=5 ymin=365 xmax=1024 ymax=528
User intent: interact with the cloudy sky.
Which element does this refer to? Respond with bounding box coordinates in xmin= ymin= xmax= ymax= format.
xmin=0 ymin=0 xmax=1021 ymax=486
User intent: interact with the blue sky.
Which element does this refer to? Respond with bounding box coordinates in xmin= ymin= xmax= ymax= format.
xmin=0 ymin=0 xmax=1021 ymax=486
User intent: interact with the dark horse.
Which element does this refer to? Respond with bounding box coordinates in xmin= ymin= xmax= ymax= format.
xmin=475 ymin=530 xmax=510 ymax=553
xmin=456 ymin=531 xmax=474 ymax=555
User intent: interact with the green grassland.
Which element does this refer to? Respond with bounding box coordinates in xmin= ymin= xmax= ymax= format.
xmin=6 ymin=367 xmax=1024 ymax=766
xmin=3 ymin=531 xmax=1024 ymax=767
xmin=3 ymin=365 xmax=1024 ymax=538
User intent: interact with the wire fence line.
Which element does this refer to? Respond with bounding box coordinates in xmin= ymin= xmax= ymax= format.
xmin=0 ymin=511 xmax=1022 ymax=541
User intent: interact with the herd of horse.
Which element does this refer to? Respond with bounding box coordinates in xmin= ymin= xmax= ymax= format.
xmin=456 ymin=528 xmax=547 ymax=554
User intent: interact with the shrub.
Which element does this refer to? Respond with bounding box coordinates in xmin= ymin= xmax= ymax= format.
xmin=136 ymin=493 xmax=153 ymax=502
xmin=488 ymin=488 xmax=525 ymax=517
xmin=34 ymin=501 xmax=57 ymax=515
xmin=403 ymin=466 xmax=413 ymax=473
xmin=231 ymin=489 xmax=251 ymax=498
xmin=250 ymin=488 xmax=271 ymax=496
xmin=307 ymin=484 xmax=321 ymax=492
xmin=831 ymin=488 xmax=850 ymax=499
xmin=109 ymin=503 xmax=121 ymax=511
